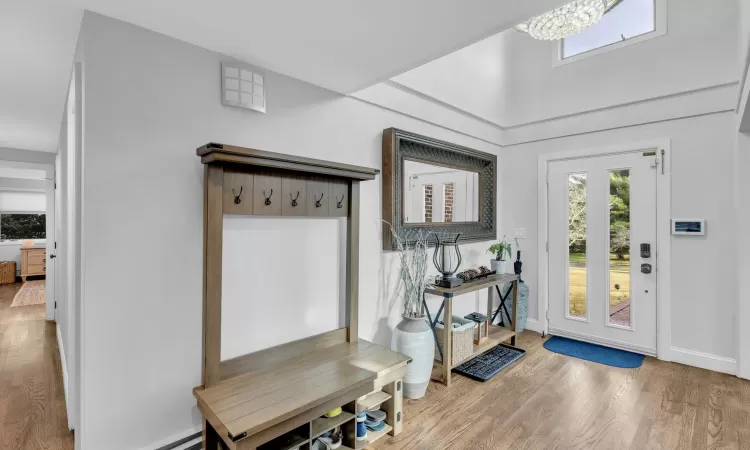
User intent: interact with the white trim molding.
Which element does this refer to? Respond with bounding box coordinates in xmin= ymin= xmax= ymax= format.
xmin=524 ymin=318 xmax=544 ymax=334
xmin=357 ymin=78 xmax=737 ymax=148
xmin=349 ymin=82 xmax=503 ymax=146
xmin=670 ymin=347 xmax=737 ymax=376
xmin=537 ymin=138 xmax=672 ymax=359
xmin=139 ymin=426 xmax=201 ymax=450
xmin=56 ymin=324 xmax=71 ymax=430
xmin=549 ymin=327 xmax=656 ymax=356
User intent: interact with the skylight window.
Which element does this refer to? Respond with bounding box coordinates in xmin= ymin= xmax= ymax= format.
xmin=561 ymin=0 xmax=663 ymax=61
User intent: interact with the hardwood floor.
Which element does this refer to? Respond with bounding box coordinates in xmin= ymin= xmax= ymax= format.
xmin=374 ymin=331 xmax=750 ymax=450
xmin=0 ymin=282 xmax=73 ymax=450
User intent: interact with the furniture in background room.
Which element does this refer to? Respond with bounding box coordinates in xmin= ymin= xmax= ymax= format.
xmin=0 ymin=261 xmax=15 ymax=284
xmin=425 ymin=273 xmax=518 ymax=387
xmin=194 ymin=143 xmax=410 ymax=450
xmin=20 ymin=247 xmax=45 ymax=282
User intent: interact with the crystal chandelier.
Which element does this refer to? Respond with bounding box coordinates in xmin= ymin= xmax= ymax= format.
xmin=516 ymin=0 xmax=622 ymax=41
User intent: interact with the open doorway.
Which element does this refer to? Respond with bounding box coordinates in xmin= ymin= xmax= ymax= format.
xmin=0 ymin=165 xmax=56 ymax=318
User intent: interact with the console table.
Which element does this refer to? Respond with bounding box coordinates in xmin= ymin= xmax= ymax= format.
xmin=424 ymin=273 xmax=519 ymax=386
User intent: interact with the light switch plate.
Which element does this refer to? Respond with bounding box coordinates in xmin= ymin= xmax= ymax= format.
xmin=514 ymin=228 xmax=527 ymax=239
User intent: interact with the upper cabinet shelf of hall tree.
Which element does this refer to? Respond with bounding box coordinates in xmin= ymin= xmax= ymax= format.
xmin=198 ymin=142 xmax=377 ymax=218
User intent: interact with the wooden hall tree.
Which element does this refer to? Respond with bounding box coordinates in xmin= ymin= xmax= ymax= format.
xmin=194 ymin=143 xmax=410 ymax=450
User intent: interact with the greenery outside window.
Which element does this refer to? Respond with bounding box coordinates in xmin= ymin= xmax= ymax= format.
xmin=0 ymin=214 xmax=46 ymax=240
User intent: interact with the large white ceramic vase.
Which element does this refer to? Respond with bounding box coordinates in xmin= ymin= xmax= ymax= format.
xmin=391 ymin=315 xmax=435 ymax=399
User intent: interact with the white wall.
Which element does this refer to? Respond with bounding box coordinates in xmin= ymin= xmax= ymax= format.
xmin=388 ymin=0 xmax=739 ymax=129
xmin=77 ymin=13 xmax=501 ymax=450
xmin=0 ymin=191 xmax=45 ymax=211
xmin=501 ymin=0 xmax=738 ymax=126
xmin=391 ymin=32 xmax=509 ymax=125
xmin=501 ymin=112 xmax=737 ymax=362
xmin=221 ymin=217 xmax=345 ymax=360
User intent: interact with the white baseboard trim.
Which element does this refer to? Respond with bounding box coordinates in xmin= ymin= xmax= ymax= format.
xmin=670 ymin=346 xmax=737 ymax=376
xmin=55 ymin=324 xmax=71 ymax=430
xmin=143 ymin=425 xmax=202 ymax=450
xmin=548 ymin=327 xmax=657 ymax=357
xmin=524 ymin=318 xmax=544 ymax=334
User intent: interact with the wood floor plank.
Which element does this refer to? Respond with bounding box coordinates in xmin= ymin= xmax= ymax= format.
xmin=0 ymin=282 xmax=73 ymax=450
xmin=371 ymin=332 xmax=750 ymax=450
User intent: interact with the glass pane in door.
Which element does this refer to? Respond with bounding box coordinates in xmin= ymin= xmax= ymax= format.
xmin=568 ymin=173 xmax=587 ymax=319
xmin=608 ymin=169 xmax=631 ymax=327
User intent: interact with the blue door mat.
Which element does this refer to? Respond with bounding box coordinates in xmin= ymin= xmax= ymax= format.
xmin=543 ymin=336 xmax=645 ymax=368
xmin=453 ymin=344 xmax=526 ymax=382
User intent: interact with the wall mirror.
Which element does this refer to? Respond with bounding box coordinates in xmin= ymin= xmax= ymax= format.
xmin=382 ymin=128 xmax=496 ymax=250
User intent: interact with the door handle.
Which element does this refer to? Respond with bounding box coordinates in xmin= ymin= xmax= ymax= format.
xmin=640 ymin=263 xmax=652 ymax=274
xmin=49 ymin=254 xmax=56 ymax=259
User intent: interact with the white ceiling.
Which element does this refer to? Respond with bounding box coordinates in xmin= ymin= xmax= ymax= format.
xmin=0 ymin=2 xmax=82 ymax=152
xmin=391 ymin=32 xmax=510 ymax=125
xmin=58 ymin=0 xmax=567 ymax=93
xmin=0 ymin=0 xmax=571 ymax=153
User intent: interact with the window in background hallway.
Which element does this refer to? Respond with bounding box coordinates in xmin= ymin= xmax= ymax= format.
xmin=0 ymin=214 xmax=45 ymax=240
xmin=561 ymin=0 xmax=662 ymax=61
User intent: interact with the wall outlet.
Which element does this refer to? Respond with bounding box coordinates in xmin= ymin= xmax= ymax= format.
xmin=514 ymin=228 xmax=527 ymax=239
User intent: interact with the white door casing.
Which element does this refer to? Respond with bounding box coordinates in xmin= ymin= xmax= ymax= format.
xmin=547 ymin=152 xmax=657 ymax=355
xmin=45 ymin=178 xmax=56 ymax=320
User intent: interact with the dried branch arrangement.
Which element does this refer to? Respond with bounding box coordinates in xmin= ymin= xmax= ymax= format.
xmin=384 ymin=221 xmax=432 ymax=318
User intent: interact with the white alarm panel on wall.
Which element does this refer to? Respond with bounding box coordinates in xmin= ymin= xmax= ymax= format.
xmin=671 ymin=219 xmax=705 ymax=236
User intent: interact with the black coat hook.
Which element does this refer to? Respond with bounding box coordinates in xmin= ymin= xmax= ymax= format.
xmin=290 ymin=191 xmax=300 ymax=207
xmin=232 ymin=186 xmax=243 ymax=204
xmin=314 ymin=193 xmax=324 ymax=208
xmin=263 ymin=189 xmax=273 ymax=206
xmin=336 ymin=194 xmax=345 ymax=209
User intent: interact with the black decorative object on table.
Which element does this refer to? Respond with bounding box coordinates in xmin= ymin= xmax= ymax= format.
xmin=457 ymin=266 xmax=495 ymax=282
xmin=433 ymin=233 xmax=463 ymax=288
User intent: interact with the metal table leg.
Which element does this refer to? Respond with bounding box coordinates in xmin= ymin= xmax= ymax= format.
xmin=423 ymin=293 xmax=445 ymax=362
xmin=492 ymin=284 xmax=513 ymax=327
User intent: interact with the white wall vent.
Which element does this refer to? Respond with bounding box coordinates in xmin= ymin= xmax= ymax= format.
xmin=221 ymin=61 xmax=266 ymax=113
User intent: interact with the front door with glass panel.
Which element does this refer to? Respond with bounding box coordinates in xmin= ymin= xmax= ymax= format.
xmin=548 ymin=152 xmax=657 ymax=355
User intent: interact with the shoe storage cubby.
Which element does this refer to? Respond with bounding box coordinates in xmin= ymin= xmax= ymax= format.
xmin=257 ymin=423 xmax=310 ymax=450
xmin=341 ymin=385 xmax=400 ymax=449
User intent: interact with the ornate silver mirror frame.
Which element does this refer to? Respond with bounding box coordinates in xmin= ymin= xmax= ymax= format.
xmin=382 ymin=128 xmax=497 ymax=251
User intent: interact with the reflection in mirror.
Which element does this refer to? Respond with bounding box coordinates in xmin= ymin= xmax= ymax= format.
xmin=403 ymin=160 xmax=479 ymax=224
